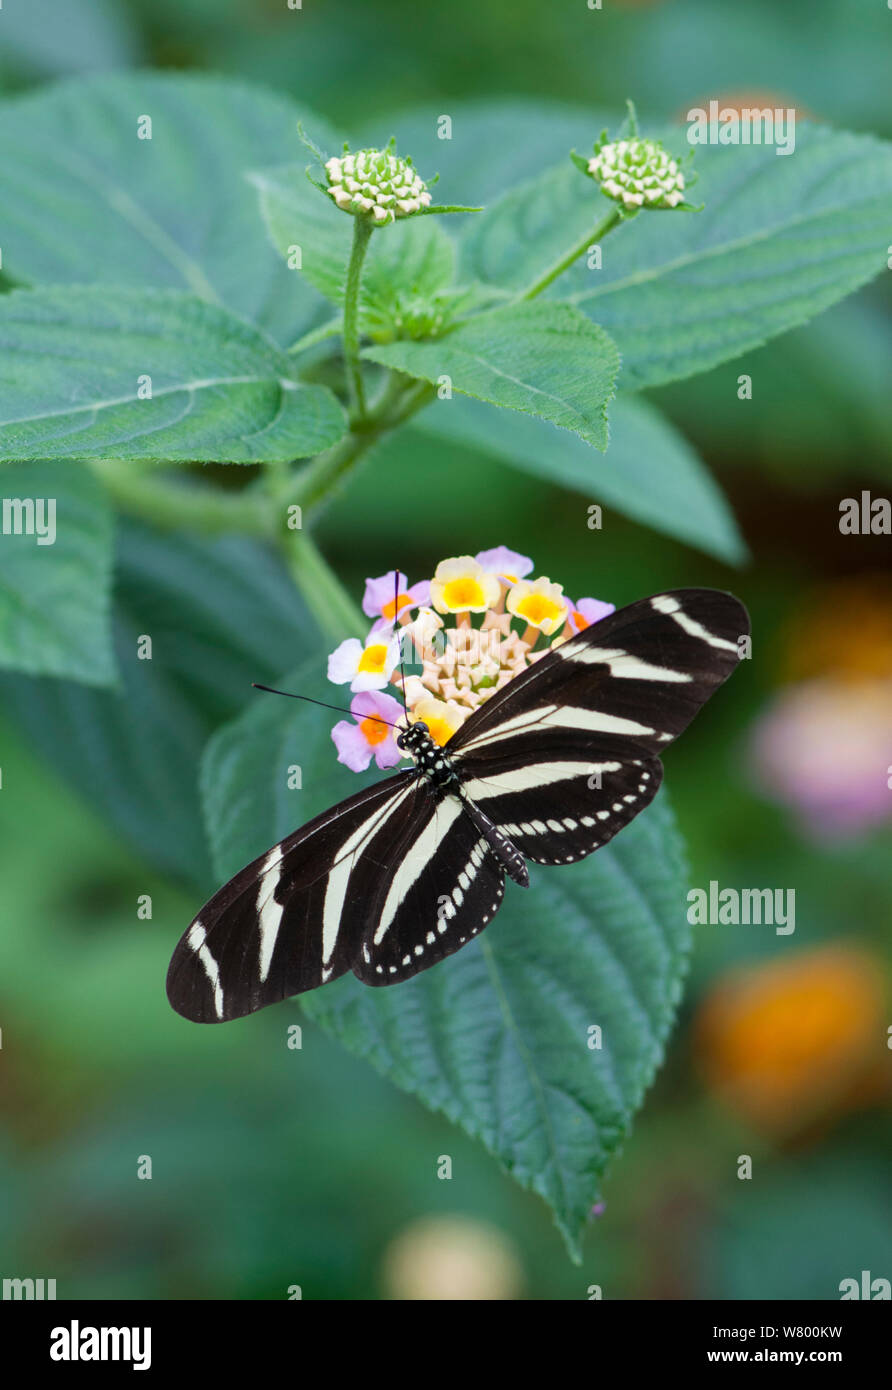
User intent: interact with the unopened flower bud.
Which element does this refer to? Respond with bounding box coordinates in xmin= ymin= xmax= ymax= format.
xmin=586 ymin=136 xmax=687 ymax=210
xmin=325 ymin=146 xmax=432 ymax=224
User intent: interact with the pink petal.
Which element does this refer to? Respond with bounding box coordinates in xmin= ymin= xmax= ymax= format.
xmin=408 ymin=579 xmax=431 ymax=607
xmin=331 ymin=719 xmax=374 ymax=772
xmin=372 ymin=738 xmax=403 ymax=770
xmin=475 ymin=546 xmax=534 ymax=580
xmin=332 ymin=690 xmax=406 ymax=774
xmin=349 ymin=690 xmax=405 ymax=724
xmin=362 ymin=570 xmax=408 ymax=618
xmin=572 ymin=597 xmax=615 ymax=630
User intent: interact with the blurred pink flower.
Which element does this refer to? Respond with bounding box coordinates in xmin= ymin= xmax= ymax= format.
xmin=750 ymin=677 xmax=892 ymax=839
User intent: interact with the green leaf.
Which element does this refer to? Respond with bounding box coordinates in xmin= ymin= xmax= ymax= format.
xmin=459 ymin=159 xmax=601 ymax=295
xmin=252 ymin=163 xmax=456 ymax=322
xmin=412 ymin=393 xmax=748 ymax=565
xmin=0 ymin=460 xmax=117 ymax=684
xmin=0 ymin=287 xmax=347 ymax=464
xmin=655 ymin=290 xmax=892 ymax=477
xmin=0 ymin=520 xmax=321 ymax=886
xmin=0 ymin=71 xmax=339 ymax=347
xmin=459 ymin=123 xmax=892 ymax=390
xmin=252 ymin=164 xmax=351 ymax=305
xmin=365 ymin=302 xmax=620 ymax=450
xmin=203 ymin=681 xmax=692 ymax=1258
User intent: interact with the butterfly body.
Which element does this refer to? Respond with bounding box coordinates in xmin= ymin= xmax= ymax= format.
xmin=396 ymin=719 xmax=459 ymax=788
xmin=167 ymin=588 xmax=749 ymax=1023
xmin=398 ymin=719 xmax=530 ymax=886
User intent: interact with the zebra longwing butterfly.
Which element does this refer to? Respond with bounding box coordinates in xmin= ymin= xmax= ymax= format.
xmin=167 ymin=588 xmax=748 ymax=1023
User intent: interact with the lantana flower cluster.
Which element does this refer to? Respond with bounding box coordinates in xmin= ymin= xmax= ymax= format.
xmin=327 ymin=547 xmax=614 ymax=772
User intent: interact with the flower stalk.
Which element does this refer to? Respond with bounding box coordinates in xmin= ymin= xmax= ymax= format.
xmin=86 ymin=458 xmax=273 ymax=536
xmin=342 ymin=215 xmax=375 ymax=419
xmin=520 ymin=206 xmax=623 ymax=301
xmin=284 ymin=530 xmax=365 ymax=646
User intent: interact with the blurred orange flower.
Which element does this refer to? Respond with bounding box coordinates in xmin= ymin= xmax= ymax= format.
xmin=780 ymin=576 xmax=892 ymax=684
xmin=678 ymin=90 xmax=809 ymax=127
xmin=695 ymin=946 xmax=888 ymax=1133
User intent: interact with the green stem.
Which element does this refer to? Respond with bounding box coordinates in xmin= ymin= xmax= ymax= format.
xmin=287 ymin=315 xmax=344 ymax=356
xmin=283 ymin=373 xmax=435 ymax=522
xmin=388 ymin=379 xmax=437 ymax=425
xmin=342 ymin=216 xmax=374 ymax=419
xmin=283 ymin=530 xmax=364 ymax=644
xmin=520 ymin=207 xmax=623 ymax=300
xmin=86 ymin=458 xmax=273 ymax=536
xmin=92 ymin=373 xmax=437 ymax=559
xmin=288 ymin=430 xmax=370 ymax=519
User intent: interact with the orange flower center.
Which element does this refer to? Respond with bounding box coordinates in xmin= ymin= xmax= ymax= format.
xmin=359 ymin=715 xmax=388 ymax=746
xmin=382 ymin=592 xmax=413 ymax=621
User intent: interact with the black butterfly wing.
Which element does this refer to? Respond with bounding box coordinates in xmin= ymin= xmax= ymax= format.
xmin=167 ymin=771 xmax=419 ymax=1022
xmin=447 ymin=588 xmax=747 ymax=864
xmin=168 ymin=587 xmax=748 ymax=1018
xmin=456 ymin=756 xmax=664 ymax=865
xmin=354 ymin=793 xmax=506 ymax=986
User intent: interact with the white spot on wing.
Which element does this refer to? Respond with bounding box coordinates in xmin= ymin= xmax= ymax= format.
xmin=462 ymin=760 xmax=620 ymax=802
xmin=374 ymin=798 xmax=464 ymax=944
xmin=187 ymin=920 xmax=224 ymax=1019
xmin=558 ymin=642 xmax=693 ymax=682
xmin=256 ymin=849 xmax=284 ymax=984
xmin=323 ymin=784 xmax=415 ymax=965
xmin=651 ymin=594 xmax=737 ymax=652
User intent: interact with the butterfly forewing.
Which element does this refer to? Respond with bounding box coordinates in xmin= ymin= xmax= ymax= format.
xmin=167 ymin=772 xmax=418 ymax=1021
xmin=447 ymin=588 xmax=747 ymax=863
xmin=449 ymin=589 xmax=748 ymax=762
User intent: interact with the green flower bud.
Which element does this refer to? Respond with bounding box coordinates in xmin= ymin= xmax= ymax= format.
xmin=586 ymin=136 xmax=687 ymax=210
xmin=325 ymin=146 xmax=432 ymax=224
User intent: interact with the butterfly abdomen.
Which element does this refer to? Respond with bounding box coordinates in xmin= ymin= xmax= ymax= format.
xmin=457 ymin=791 xmax=529 ymax=888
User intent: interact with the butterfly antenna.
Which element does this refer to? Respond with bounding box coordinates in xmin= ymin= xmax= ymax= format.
xmin=394 ymin=569 xmax=410 ymax=725
xmin=252 ymin=684 xmax=400 ymax=730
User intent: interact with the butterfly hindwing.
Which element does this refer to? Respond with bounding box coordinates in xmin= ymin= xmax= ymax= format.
xmin=354 ymin=793 xmax=506 ymax=985
xmin=167 ymin=772 xmax=418 ymax=1022
xmin=457 ymin=755 xmax=663 ymax=865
